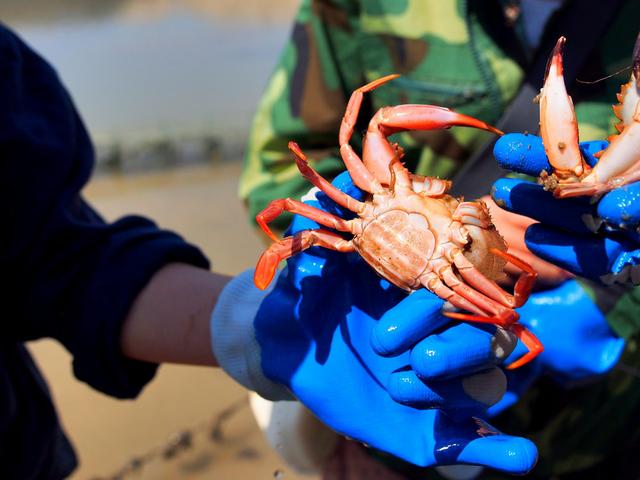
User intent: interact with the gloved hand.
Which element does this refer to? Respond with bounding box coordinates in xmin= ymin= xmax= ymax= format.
xmin=211 ymin=172 xmax=538 ymax=474
xmin=488 ymin=279 xmax=625 ymax=415
xmin=487 ymin=133 xmax=628 ymax=407
xmin=373 ymin=276 xmax=624 ymax=415
xmin=492 ymin=133 xmax=640 ymax=285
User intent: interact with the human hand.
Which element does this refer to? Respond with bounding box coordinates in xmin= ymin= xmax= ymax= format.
xmin=480 ymin=195 xmax=572 ymax=288
xmin=374 ymin=272 xmax=623 ymax=415
xmin=212 ymin=172 xmax=537 ymax=473
xmin=492 ymin=133 xmax=640 ymax=285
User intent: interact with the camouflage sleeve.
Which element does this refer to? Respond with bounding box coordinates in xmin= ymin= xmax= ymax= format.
xmin=585 ymin=281 xmax=640 ymax=340
xmin=240 ymin=0 xmax=362 ymax=230
xmin=239 ymin=0 xmax=527 ymax=230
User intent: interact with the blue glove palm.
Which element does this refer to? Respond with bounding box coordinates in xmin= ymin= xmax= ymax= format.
xmin=489 ymin=280 xmax=625 ymax=415
xmin=492 ymin=133 xmax=640 ymax=285
xmin=512 ymin=280 xmax=624 ymax=380
xmin=254 ymin=172 xmax=538 ymax=473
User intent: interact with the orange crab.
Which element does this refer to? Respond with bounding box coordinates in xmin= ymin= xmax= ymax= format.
xmin=538 ymin=35 xmax=640 ymax=197
xmin=253 ymin=74 xmax=543 ymax=370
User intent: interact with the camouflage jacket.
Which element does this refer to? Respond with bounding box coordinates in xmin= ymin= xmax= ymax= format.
xmin=241 ymin=0 xmax=640 ymax=477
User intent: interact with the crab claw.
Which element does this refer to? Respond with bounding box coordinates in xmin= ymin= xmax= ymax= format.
xmin=419 ymin=106 xmax=504 ymax=136
xmin=578 ymin=34 xmax=640 ymax=184
xmin=539 ymin=37 xmax=589 ymax=185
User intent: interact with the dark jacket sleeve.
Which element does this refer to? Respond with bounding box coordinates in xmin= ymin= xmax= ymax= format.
xmin=0 ymin=25 xmax=210 ymax=398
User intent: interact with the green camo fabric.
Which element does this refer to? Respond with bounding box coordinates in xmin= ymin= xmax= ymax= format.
xmin=241 ymin=0 xmax=640 ymax=476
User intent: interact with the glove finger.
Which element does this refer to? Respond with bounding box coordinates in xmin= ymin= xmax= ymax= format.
xmin=492 ymin=178 xmax=595 ymax=234
xmin=493 ymin=133 xmax=606 ymax=177
xmin=371 ymin=289 xmax=447 ymax=356
xmin=433 ymin=414 xmax=537 ymax=475
xmin=597 ymin=181 xmax=640 ymax=229
xmin=388 ymin=368 xmax=506 ymax=410
xmin=487 ymin=349 xmax=542 ymax=418
xmin=524 ymin=223 xmax=625 ymax=281
xmin=493 ymin=133 xmax=550 ymax=176
xmin=410 ymin=323 xmax=516 ymax=380
xmin=457 ymin=433 xmax=538 ymax=474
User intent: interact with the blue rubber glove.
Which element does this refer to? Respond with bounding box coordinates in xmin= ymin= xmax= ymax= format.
xmin=488 ymin=280 xmax=625 ymax=415
xmin=492 ymin=133 xmax=640 ymax=285
xmin=212 ymin=172 xmax=537 ymax=473
xmin=372 ymin=276 xmax=625 ymax=415
xmin=488 ymin=133 xmax=628 ymax=403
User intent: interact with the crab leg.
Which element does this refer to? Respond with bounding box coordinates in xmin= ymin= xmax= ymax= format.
xmin=449 ymin=201 xmax=537 ymax=307
xmin=421 ymin=271 xmax=487 ymax=316
xmin=435 ymin=243 xmax=541 ymax=369
xmin=443 ymin=311 xmax=543 ymax=370
xmin=452 ymin=249 xmax=537 ymax=309
xmin=288 ymin=141 xmax=368 ymax=215
xmin=553 ymin=99 xmax=640 ymax=198
xmin=438 ymin=251 xmax=542 ymax=370
xmin=387 ymin=140 xmax=453 ymax=195
xmin=452 ymin=201 xmax=492 ymax=229
xmin=363 ymin=104 xmax=503 ymax=186
xmin=507 ymin=324 xmax=544 ymax=370
xmin=538 ymin=36 xmax=588 ymax=186
xmin=439 ymin=266 xmax=517 ymax=323
xmin=388 ymin=153 xmax=413 ymax=194
xmin=254 ymin=230 xmax=355 ymax=290
xmin=436 ymin=271 xmax=543 ymax=370
xmin=339 ymin=74 xmax=501 ymax=193
xmin=256 ymin=198 xmax=359 ymax=242
xmin=411 ymin=175 xmax=452 ymax=195
xmin=339 ymin=74 xmax=400 ymax=193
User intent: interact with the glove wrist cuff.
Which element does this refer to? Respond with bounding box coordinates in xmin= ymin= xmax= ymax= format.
xmin=211 ymin=269 xmax=293 ymax=400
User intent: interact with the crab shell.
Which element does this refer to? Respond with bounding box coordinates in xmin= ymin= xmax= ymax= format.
xmin=352 ymin=192 xmax=508 ymax=292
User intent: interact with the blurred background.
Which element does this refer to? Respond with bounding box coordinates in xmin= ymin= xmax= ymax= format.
xmin=5 ymin=1 xmax=312 ymax=478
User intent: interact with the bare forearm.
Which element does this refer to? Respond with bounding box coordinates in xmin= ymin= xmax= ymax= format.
xmin=120 ymin=263 xmax=231 ymax=367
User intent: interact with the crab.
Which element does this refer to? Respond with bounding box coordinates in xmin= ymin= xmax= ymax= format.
xmin=253 ymin=74 xmax=543 ymax=370
xmin=538 ymin=34 xmax=640 ymax=198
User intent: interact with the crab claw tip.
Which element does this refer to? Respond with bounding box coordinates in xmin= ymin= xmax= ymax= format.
xmin=545 ymin=36 xmax=566 ymax=81
xmin=475 ymin=121 xmax=503 ymax=136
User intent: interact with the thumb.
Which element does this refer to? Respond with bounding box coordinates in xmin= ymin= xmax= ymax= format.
xmin=433 ymin=414 xmax=538 ymax=475
xmin=457 ymin=433 xmax=538 ymax=474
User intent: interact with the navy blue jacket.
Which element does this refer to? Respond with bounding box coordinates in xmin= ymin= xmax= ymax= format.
xmin=0 ymin=26 xmax=210 ymax=478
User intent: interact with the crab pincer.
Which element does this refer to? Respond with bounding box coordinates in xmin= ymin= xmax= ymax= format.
xmin=539 ymin=35 xmax=640 ymax=198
